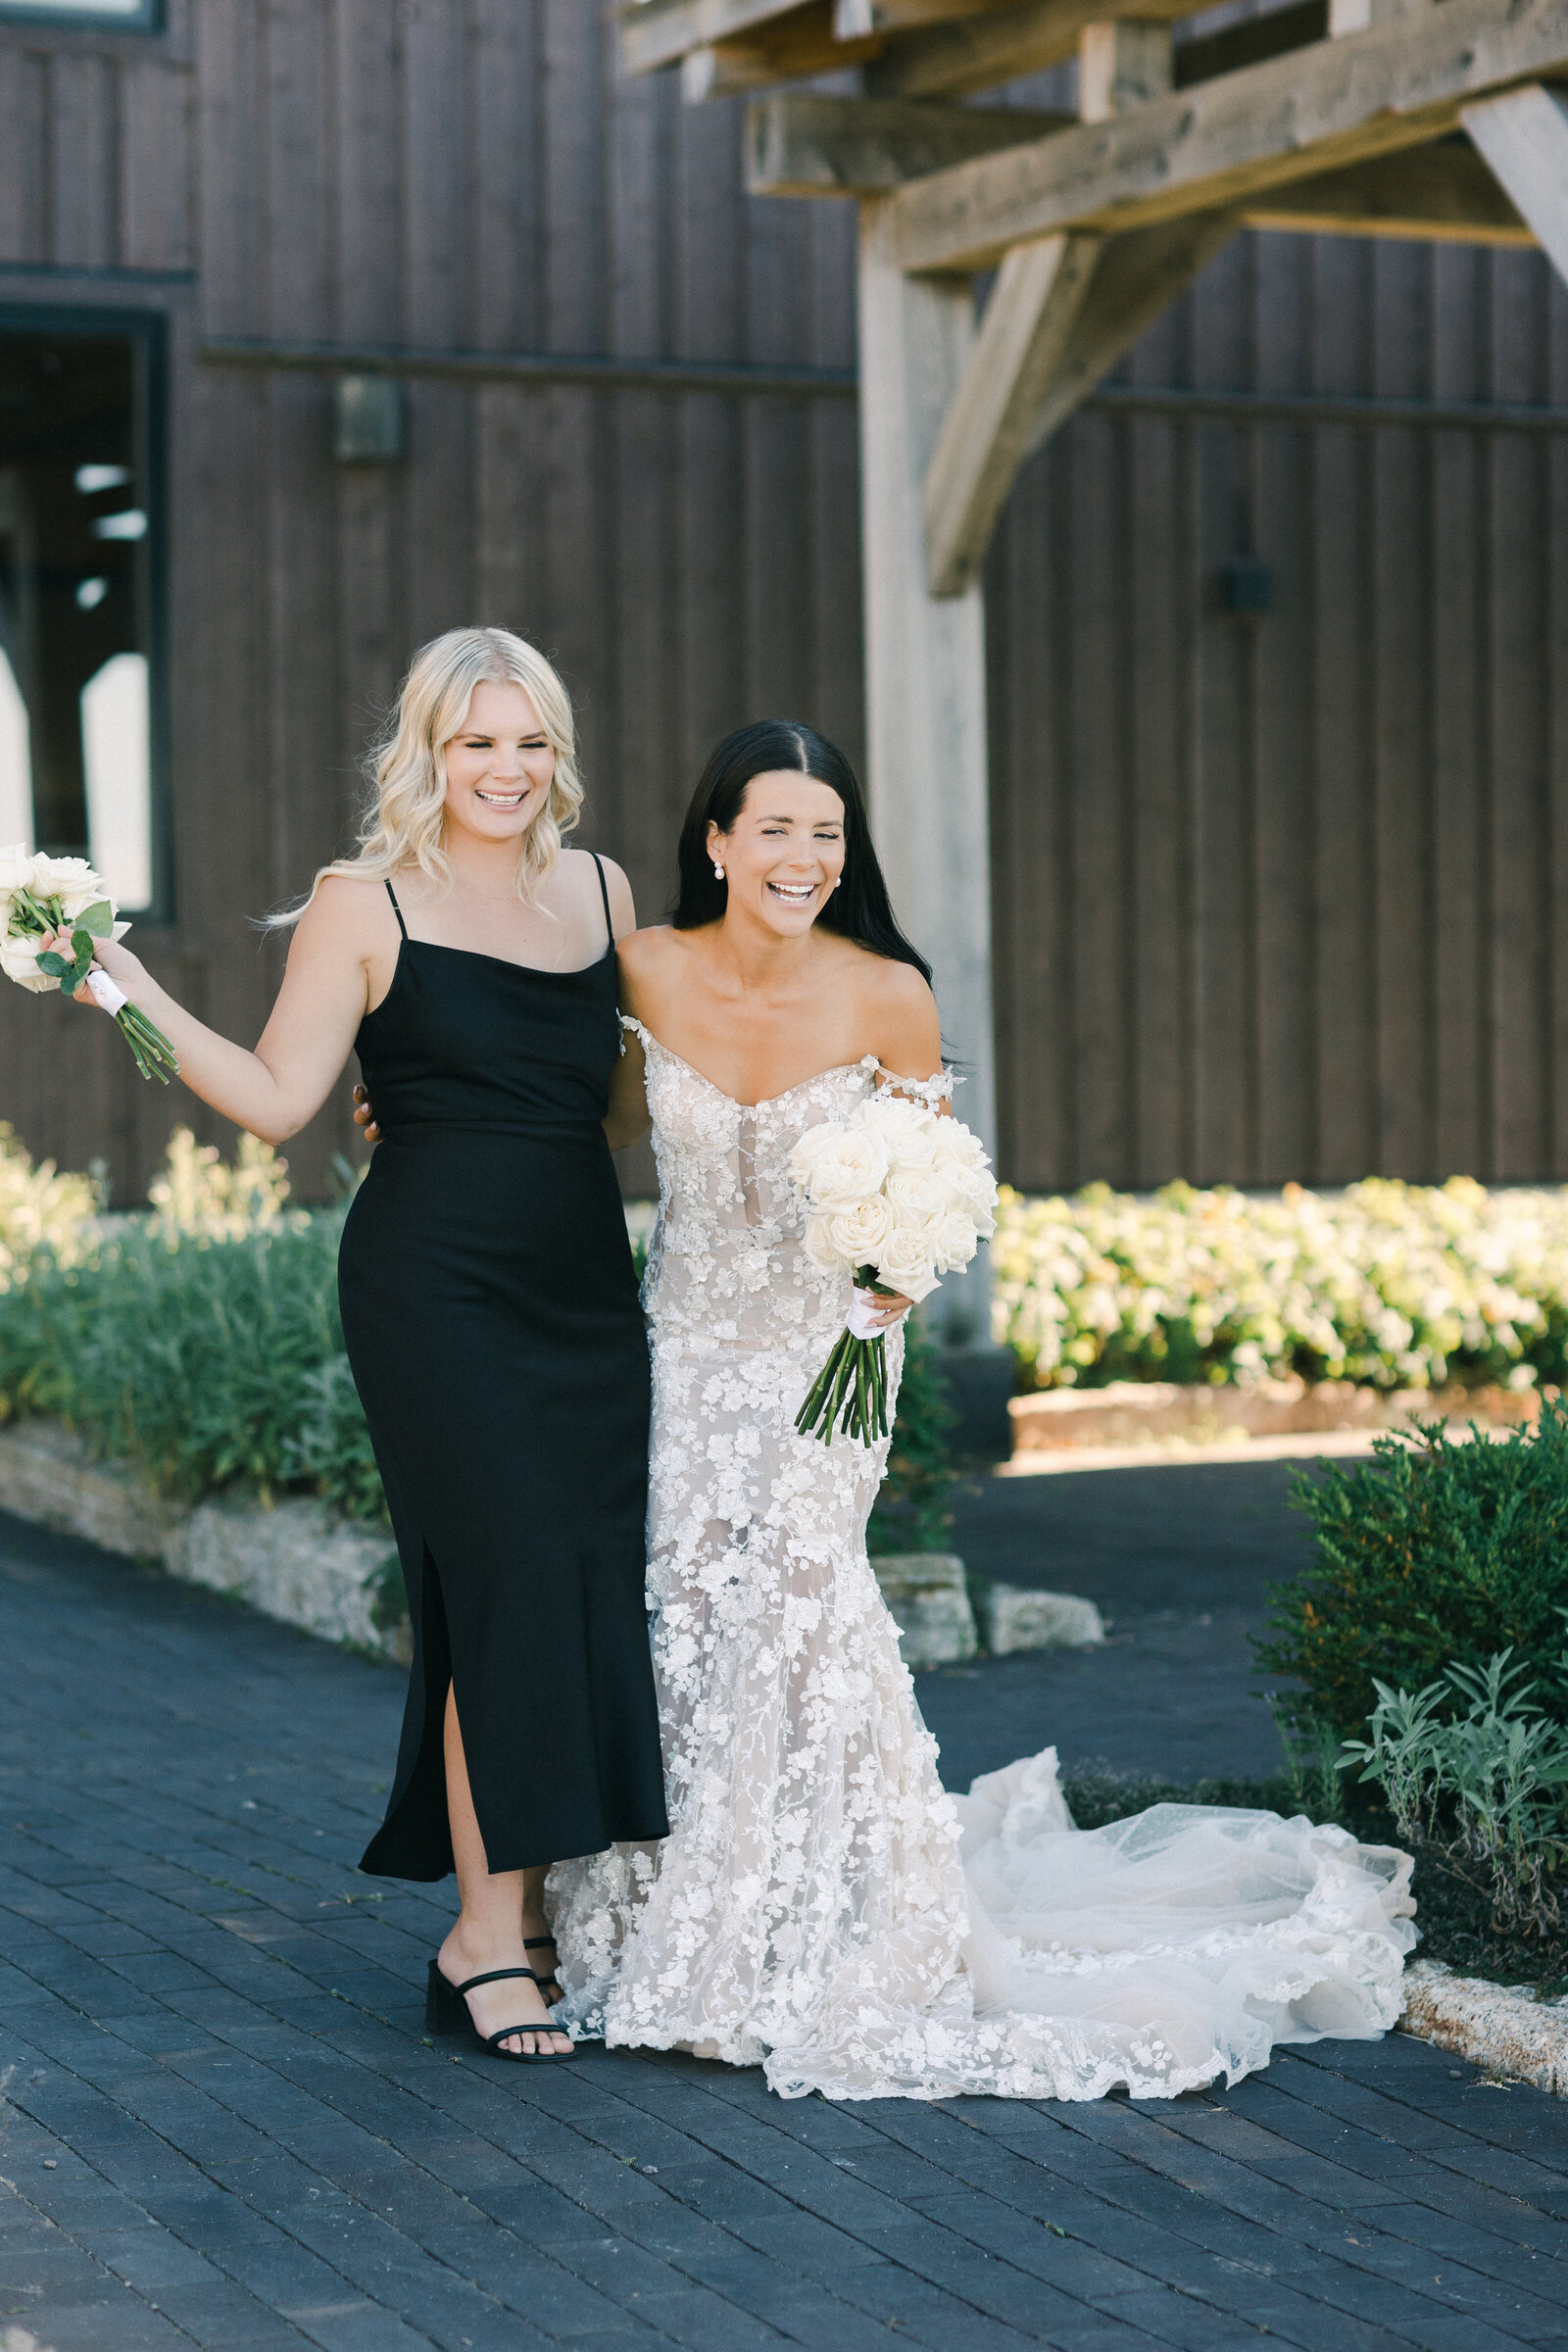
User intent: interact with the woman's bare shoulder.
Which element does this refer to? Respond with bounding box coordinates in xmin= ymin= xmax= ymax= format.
xmin=617 ymin=922 xmax=682 ymax=975
xmin=843 ymin=947 xmax=940 ymax=1068
xmin=839 ymin=942 xmax=934 ymax=1014
xmin=294 ymin=870 xmax=397 ymax=946
xmin=566 ymin=846 xmax=636 ymax=933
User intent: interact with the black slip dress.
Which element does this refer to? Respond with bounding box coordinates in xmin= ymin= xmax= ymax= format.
xmin=342 ymin=855 xmax=669 ymax=1881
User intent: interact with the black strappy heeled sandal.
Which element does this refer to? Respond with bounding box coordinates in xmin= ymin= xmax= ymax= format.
xmin=424 ymin=1961 xmax=575 ymax=2063
xmin=524 ymin=1935 xmax=564 ymax=2006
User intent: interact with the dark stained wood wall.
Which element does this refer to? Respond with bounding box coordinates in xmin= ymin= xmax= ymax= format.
xmin=0 ymin=1 xmax=1563 ymax=1202
xmin=990 ymin=227 xmax=1568 ymax=1192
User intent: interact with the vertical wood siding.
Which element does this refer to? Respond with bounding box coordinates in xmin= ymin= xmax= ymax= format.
xmin=991 ymin=228 xmax=1568 ymax=1192
xmin=0 ymin=2 xmax=1564 ymax=1204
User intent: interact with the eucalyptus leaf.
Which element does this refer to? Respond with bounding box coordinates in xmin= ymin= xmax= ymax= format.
xmin=74 ymin=901 xmax=114 ymax=938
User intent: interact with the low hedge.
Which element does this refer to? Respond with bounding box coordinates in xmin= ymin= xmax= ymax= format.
xmin=0 ymin=1127 xmax=951 ymax=1548
xmin=992 ymin=1175 xmax=1568 ymax=1395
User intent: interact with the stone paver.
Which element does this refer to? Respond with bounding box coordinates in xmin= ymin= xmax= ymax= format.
xmin=3 ymin=1501 xmax=1567 ymax=2351
xmin=932 ymin=1454 xmax=1319 ymax=1784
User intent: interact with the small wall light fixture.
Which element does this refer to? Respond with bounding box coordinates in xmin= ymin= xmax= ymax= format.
xmin=1217 ymin=557 xmax=1272 ymax=616
xmin=333 ymin=375 xmax=404 ymax=464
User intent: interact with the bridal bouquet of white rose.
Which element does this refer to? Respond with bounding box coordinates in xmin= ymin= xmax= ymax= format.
xmin=789 ymin=1089 xmax=998 ymax=1446
xmin=0 ymin=846 xmax=178 ymax=1082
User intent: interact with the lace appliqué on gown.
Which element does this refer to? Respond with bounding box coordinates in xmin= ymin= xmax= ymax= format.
xmin=548 ymin=1029 xmax=1416 ymax=2100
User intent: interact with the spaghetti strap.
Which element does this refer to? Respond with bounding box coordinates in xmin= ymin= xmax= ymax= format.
xmin=591 ymin=854 xmax=613 ymax=952
xmin=385 ymin=880 xmax=409 ymax=940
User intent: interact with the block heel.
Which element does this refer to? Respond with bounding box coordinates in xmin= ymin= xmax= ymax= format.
xmin=422 ymin=1959 xmax=575 ymax=2063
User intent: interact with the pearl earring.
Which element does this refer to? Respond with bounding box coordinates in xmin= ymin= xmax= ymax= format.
xmin=713 ymin=862 xmax=725 ymax=881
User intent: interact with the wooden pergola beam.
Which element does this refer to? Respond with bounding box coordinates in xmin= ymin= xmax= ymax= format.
xmin=677 ymin=10 xmax=884 ymax=96
xmin=745 ymin=94 xmax=1071 ymax=197
xmin=886 ymin=0 xmax=1568 ymax=270
xmin=833 ymin=0 xmax=1011 ymax=30
xmin=865 ymin=0 xmax=1191 ymax=97
xmin=618 ymin=0 xmax=809 ymax=76
xmin=1242 ymin=136 xmax=1532 ymax=242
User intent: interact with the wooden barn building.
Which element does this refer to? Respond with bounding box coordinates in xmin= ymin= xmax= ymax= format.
xmin=1 ymin=0 xmax=1567 ymax=1212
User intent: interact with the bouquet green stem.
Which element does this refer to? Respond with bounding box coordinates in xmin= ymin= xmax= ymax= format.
xmin=795 ymin=1267 xmax=897 ymax=1446
xmin=112 ymin=1000 xmax=180 ymax=1084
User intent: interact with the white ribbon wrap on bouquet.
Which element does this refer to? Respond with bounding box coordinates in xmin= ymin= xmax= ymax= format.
xmin=84 ymin=967 xmax=128 ymax=1017
xmin=848 ymin=1286 xmax=909 ymax=1340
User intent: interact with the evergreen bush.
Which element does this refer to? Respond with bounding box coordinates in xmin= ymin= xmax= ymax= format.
xmin=1256 ymin=1403 xmax=1568 ymax=1740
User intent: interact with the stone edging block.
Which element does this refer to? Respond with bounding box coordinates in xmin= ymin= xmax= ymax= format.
xmin=1398 ymin=1957 xmax=1568 ymax=2094
xmin=970 ymin=1580 xmax=1104 ymax=1653
xmin=0 ymin=1418 xmax=410 ymax=1664
xmin=0 ymin=1420 xmax=1103 ymax=1680
xmin=871 ymin=1553 xmax=1105 ymax=1665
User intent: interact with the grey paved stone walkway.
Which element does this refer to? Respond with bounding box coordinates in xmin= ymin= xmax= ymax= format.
xmin=930 ymin=1455 xmax=1317 ymax=1786
xmin=4 ymin=1501 xmax=1568 ymax=2352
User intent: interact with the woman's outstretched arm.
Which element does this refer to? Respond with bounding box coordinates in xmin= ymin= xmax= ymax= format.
xmin=80 ymin=876 xmax=382 ymax=1145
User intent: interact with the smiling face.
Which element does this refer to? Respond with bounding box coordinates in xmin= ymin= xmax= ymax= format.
xmin=708 ymin=770 xmax=847 ymax=937
xmin=441 ymin=678 xmax=556 ymax=849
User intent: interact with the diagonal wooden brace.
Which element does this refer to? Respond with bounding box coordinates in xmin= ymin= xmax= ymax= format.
xmin=1461 ymin=81 xmax=1568 ymax=283
xmin=922 ymin=231 xmax=1102 ymax=596
xmin=921 ymin=209 xmax=1236 ymax=596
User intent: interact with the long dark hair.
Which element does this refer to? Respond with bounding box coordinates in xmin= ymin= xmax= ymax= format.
xmin=670 ymin=719 xmax=932 ymax=985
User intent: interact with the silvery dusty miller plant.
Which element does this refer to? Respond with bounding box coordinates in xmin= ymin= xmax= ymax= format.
xmin=1340 ymin=1647 xmax=1568 ymax=1933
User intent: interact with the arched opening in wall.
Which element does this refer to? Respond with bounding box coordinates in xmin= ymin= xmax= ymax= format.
xmin=0 ymin=315 xmax=166 ymax=916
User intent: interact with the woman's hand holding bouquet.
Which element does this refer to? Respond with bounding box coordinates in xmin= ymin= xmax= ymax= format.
xmin=0 ymin=847 xmax=179 ymax=1082
xmin=789 ymin=1087 xmax=998 ymax=1446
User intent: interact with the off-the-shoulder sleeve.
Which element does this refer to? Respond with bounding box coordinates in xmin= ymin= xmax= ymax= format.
xmin=870 ymin=1062 xmax=955 ymax=1106
xmin=619 ymin=1011 xmax=653 ymax=1058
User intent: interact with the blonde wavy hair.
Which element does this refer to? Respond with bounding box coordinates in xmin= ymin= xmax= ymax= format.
xmin=273 ymin=627 xmax=582 ymax=925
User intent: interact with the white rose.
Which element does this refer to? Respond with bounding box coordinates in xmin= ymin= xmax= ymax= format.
xmin=940 ymin=1119 xmax=987 ymax=1176
xmin=27 ymin=855 xmax=103 ymax=915
xmin=860 ymin=1097 xmax=940 ymax=1168
xmin=0 ymin=843 xmax=35 ymax=896
xmin=790 ymin=1123 xmax=890 ymax=1211
xmin=932 ymin=1208 xmax=981 ymax=1273
xmin=0 ymin=931 xmax=57 ymax=994
xmin=952 ymin=1166 xmax=999 ymax=1235
xmin=824 ymin=1194 xmax=893 ymax=1267
xmin=885 ymin=1164 xmax=947 ymax=1221
xmin=804 ymin=1212 xmax=850 ymax=1274
xmin=876 ymin=1221 xmax=940 ymax=1303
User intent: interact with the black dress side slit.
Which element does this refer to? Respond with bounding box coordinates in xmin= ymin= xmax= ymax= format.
xmin=341 ymin=857 xmax=668 ymax=1881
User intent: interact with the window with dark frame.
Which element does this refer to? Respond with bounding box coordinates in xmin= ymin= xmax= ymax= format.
xmin=0 ymin=318 xmax=165 ymax=915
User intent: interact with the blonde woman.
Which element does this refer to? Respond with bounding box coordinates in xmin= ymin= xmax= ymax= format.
xmin=76 ymin=627 xmax=669 ymax=2064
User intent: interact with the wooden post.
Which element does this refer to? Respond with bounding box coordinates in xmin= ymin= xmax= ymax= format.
xmin=858 ymin=194 xmax=997 ymax=1343
xmin=1078 ymin=20 xmax=1174 ymax=122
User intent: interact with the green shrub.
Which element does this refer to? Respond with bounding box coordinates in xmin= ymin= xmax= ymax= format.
xmin=1256 ymin=1403 xmax=1568 ymax=1740
xmin=867 ymin=1316 xmax=956 ymax=1555
xmin=0 ymin=1213 xmax=354 ymax=1503
xmin=0 ymin=1140 xmax=954 ymax=1547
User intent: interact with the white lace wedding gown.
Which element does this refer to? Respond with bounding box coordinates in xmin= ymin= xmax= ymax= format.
xmin=548 ymin=1031 xmax=1416 ymax=2101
